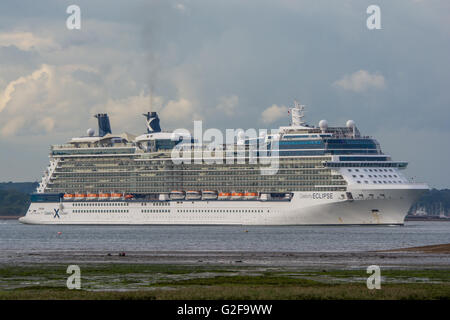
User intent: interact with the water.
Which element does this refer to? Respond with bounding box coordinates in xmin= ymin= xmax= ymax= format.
xmin=1 ymin=220 xmax=449 ymax=252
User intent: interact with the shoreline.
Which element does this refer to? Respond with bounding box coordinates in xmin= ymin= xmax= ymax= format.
xmin=1 ymin=244 xmax=448 ymax=300
xmin=1 ymin=244 xmax=449 ymax=269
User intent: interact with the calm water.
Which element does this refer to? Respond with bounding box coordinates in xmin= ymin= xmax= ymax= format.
xmin=0 ymin=220 xmax=449 ymax=252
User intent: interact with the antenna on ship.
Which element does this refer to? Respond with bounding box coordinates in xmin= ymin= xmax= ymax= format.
xmin=290 ymin=100 xmax=306 ymax=127
xmin=149 ymin=85 xmax=153 ymax=113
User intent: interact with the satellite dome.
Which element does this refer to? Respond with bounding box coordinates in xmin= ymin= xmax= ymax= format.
xmin=319 ymin=120 xmax=328 ymax=130
xmin=87 ymin=128 xmax=95 ymax=136
xmin=346 ymin=120 xmax=355 ymax=129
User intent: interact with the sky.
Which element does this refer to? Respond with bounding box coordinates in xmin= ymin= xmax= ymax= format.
xmin=0 ymin=0 xmax=449 ymax=188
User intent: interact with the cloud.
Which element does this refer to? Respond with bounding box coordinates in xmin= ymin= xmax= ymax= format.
xmin=261 ymin=104 xmax=288 ymax=124
xmin=0 ymin=64 xmax=104 ymax=137
xmin=215 ymin=95 xmax=239 ymax=117
xmin=0 ymin=32 xmax=57 ymax=51
xmin=0 ymin=64 xmax=51 ymax=113
xmin=333 ymin=70 xmax=385 ymax=92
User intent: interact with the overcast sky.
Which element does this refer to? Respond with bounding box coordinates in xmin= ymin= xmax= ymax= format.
xmin=0 ymin=0 xmax=449 ymax=188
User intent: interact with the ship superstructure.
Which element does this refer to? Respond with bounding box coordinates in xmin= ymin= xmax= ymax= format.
xmin=20 ymin=102 xmax=428 ymax=225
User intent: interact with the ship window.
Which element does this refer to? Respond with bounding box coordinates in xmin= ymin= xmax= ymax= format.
xmin=373 ymin=181 xmax=377 ymax=184
xmin=360 ymin=175 xmax=364 ymax=178
xmin=348 ymin=169 xmax=352 ymax=172
xmin=364 ymin=181 xmax=368 ymax=184
xmin=357 ymin=181 xmax=361 ymax=184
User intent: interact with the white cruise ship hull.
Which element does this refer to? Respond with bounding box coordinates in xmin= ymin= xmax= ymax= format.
xmin=19 ymin=184 xmax=427 ymax=225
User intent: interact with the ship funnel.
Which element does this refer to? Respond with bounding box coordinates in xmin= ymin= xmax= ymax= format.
xmin=94 ymin=113 xmax=112 ymax=137
xmin=143 ymin=112 xmax=161 ymax=133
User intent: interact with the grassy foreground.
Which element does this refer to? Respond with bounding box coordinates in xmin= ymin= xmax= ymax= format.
xmin=0 ymin=264 xmax=449 ymax=300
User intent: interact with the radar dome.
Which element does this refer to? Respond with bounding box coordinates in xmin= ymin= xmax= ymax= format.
xmin=87 ymin=128 xmax=95 ymax=136
xmin=346 ymin=120 xmax=355 ymax=129
xmin=319 ymin=120 xmax=328 ymax=130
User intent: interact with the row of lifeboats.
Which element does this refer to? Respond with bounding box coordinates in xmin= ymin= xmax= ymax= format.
xmin=169 ymin=191 xmax=259 ymax=201
xmin=63 ymin=193 xmax=134 ymax=201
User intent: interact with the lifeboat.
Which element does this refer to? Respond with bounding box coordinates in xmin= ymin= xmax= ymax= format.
xmin=170 ymin=190 xmax=185 ymax=200
xmin=63 ymin=194 xmax=75 ymax=201
xmin=186 ymin=190 xmax=201 ymax=200
xmin=124 ymin=194 xmax=134 ymax=199
xmin=86 ymin=193 xmax=98 ymax=201
xmin=218 ymin=192 xmax=232 ymax=200
xmin=110 ymin=193 xmax=122 ymax=200
xmin=259 ymin=193 xmax=270 ymax=201
xmin=98 ymin=193 xmax=110 ymax=200
xmin=202 ymin=190 xmax=218 ymax=200
xmin=231 ymin=192 xmax=244 ymax=200
xmin=74 ymin=193 xmax=86 ymax=201
xmin=245 ymin=192 xmax=258 ymax=200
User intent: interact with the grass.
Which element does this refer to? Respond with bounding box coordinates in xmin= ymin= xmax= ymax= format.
xmin=0 ymin=264 xmax=449 ymax=300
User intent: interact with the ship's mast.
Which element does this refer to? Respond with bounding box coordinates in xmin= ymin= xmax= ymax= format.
xmin=290 ymin=100 xmax=306 ymax=127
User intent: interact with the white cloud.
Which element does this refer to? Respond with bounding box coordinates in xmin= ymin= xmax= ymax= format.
xmin=0 ymin=32 xmax=58 ymax=51
xmin=260 ymin=104 xmax=288 ymax=124
xmin=333 ymin=70 xmax=385 ymax=92
xmin=174 ymin=3 xmax=186 ymax=12
xmin=0 ymin=64 xmax=51 ymax=113
xmin=215 ymin=95 xmax=239 ymax=117
xmin=0 ymin=64 xmax=104 ymax=137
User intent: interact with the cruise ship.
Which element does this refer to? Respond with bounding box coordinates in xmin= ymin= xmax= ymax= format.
xmin=19 ymin=102 xmax=429 ymax=225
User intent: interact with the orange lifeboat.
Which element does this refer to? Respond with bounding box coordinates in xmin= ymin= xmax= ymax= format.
xmin=125 ymin=194 xmax=134 ymax=199
xmin=218 ymin=192 xmax=232 ymax=200
xmin=63 ymin=194 xmax=74 ymax=201
xmin=231 ymin=192 xmax=244 ymax=200
xmin=245 ymin=192 xmax=258 ymax=200
xmin=86 ymin=193 xmax=98 ymax=201
xmin=98 ymin=193 xmax=110 ymax=200
xmin=74 ymin=193 xmax=86 ymax=201
xmin=110 ymin=193 xmax=122 ymax=200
